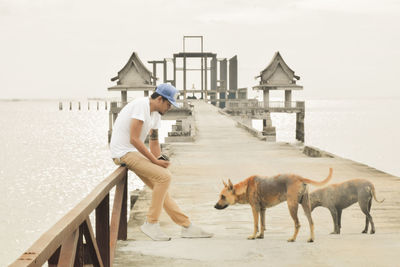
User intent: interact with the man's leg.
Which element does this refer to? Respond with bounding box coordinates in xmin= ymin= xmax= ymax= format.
xmin=121 ymin=152 xmax=189 ymax=226
xmin=119 ymin=152 xmax=212 ymax=239
xmin=162 ymin=193 xmax=191 ymax=227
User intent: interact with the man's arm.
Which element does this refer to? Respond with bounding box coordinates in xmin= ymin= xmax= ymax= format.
xmin=130 ymin=119 xmax=169 ymax=168
xmin=149 ymin=129 xmax=161 ymax=158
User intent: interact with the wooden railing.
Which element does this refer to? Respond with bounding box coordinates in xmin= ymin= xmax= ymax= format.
xmin=10 ymin=166 xmax=128 ymax=267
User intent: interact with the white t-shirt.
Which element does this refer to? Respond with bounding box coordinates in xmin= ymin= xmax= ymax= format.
xmin=110 ymin=97 xmax=161 ymax=158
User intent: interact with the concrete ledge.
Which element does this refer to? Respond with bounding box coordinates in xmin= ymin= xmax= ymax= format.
xmin=218 ymin=109 xmax=266 ymax=141
xmin=235 ymin=121 xmax=267 ymax=141
xmin=165 ymin=117 xmax=196 ymax=143
xmin=165 ymin=136 xmax=195 ymax=142
xmin=303 ymin=146 xmax=334 ymax=158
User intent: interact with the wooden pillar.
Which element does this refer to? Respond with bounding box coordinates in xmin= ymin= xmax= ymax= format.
xmin=73 ymin=225 xmax=84 ymax=267
xmin=163 ymin=59 xmax=167 ymax=83
xmin=173 ymin=56 xmax=176 ymax=87
xmin=183 ymin=55 xmax=187 ymax=102
xmin=96 ymin=194 xmax=110 ymax=267
xmin=262 ymin=112 xmax=276 ymax=142
xmin=285 ymin=90 xmax=292 ymax=108
xmin=210 ymin=56 xmax=217 ymax=106
xmin=201 ymin=56 xmax=204 ymax=99
xmin=121 ymin=91 xmax=127 ymax=104
xmin=152 ymin=62 xmax=157 ymax=85
xmin=219 ymin=59 xmax=227 ymax=108
xmin=228 ymin=55 xmax=237 ymax=99
xmin=118 ymin=172 xmax=128 ymax=240
xmin=48 ymin=247 xmax=61 ymax=266
xmin=296 ymin=111 xmax=305 ymax=142
xmin=263 ymin=89 xmax=270 ymax=108
xmin=204 ymin=56 xmax=208 ymax=101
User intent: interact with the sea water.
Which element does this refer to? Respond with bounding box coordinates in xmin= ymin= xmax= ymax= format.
xmin=252 ymin=98 xmax=400 ymax=177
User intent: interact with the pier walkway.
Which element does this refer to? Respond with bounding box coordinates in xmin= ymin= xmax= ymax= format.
xmin=114 ymin=101 xmax=400 ymax=267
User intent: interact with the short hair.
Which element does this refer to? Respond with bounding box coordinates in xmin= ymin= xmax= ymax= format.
xmin=151 ymin=92 xmax=168 ymax=102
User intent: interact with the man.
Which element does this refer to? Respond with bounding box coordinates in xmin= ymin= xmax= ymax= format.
xmin=110 ymin=83 xmax=213 ymax=241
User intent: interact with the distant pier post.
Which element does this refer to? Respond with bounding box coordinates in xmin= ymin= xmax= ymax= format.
xmin=78 ymin=102 xmax=81 ymax=110
xmin=69 ymin=102 xmax=72 ymax=110
xmin=59 ymin=102 xmax=63 ymax=110
xmin=296 ymin=111 xmax=305 ymax=142
xmin=262 ymin=112 xmax=276 ymax=142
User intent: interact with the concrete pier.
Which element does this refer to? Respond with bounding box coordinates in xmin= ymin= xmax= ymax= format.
xmin=114 ymin=100 xmax=400 ymax=267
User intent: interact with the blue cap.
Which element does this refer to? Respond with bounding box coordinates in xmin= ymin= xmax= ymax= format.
xmin=155 ymin=83 xmax=179 ymax=108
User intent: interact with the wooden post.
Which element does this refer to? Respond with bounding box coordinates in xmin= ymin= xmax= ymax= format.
xmin=118 ymin=172 xmax=128 ymax=240
xmin=88 ymin=102 xmax=90 ymax=110
xmin=296 ymin=111 xmax=305 ymax=142
xmin=204 ymin=56 xmax=208 ymax=101
xmin=48 ymin=247 xmax=61 ymax=266
xmin=73 ymin=226 xmax=84 ymax=267
xmin=105 ymin=101 xmax=108 ymax=110
xmin=70 ymin=102 xmax=72 ymax=110
xmin=97 ymin=102 xmax=99 ymax=110
xmin=96 ymin=195 xmax=110 ymax=267
xmin=59 ymin=102 xmax=63 ymax=111
xmin=183 ymin=55 xmax=187 ymax=102
xmin=121 ymin=91 xmax=127 ymax=104
xmin=173 ymin=56 xmax=176 ymax=87
xmin=79 ymin=102 xmax=81 ymax=111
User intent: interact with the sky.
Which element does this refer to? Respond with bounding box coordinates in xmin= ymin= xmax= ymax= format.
xmin=0 ymin=0 xmax=399 ymax=100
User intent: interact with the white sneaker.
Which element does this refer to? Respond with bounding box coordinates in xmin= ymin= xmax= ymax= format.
xmin=140 ymin=221 xmax=171 ymax=241
xmin=181 ymin=224 xmax=213 ymax=238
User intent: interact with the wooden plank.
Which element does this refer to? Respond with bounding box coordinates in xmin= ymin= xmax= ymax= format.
xmin=9 ymin=166 xmax=126 ymax=267
xmin=96 ymin=195 xmax=110 ymax=267
xmin=58 ymin=230 xmax=79 ymax=267
xmin=83 ymin=217 xmax=104 ymax=267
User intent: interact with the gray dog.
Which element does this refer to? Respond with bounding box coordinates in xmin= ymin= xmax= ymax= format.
xmin=310 ymin=179 xmax=384 ymax=234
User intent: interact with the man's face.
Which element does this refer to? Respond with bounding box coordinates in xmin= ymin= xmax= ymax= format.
xmin=158 ymin=97 xmax=172 ymax=115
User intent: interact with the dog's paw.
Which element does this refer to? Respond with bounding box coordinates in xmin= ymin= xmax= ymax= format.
xmin=247 ymin=235 xmax=256 ymax=240
xmin=307 ymin=238 xmax=314 ymax=243
xmin=361 ymin=230 xmax=368 ymax=234
xmin=370 ymin=229 xmax=375 ymax=234
xmin=330 ymin=231 xmax=339 ymax=235
xmin=287 ymin=238 xmax=295 ymax=242
xmin=256 ymin=234 xmax=264 ymax=239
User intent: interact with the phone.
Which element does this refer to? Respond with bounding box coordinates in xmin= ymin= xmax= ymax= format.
xmin=158 ymin=154 xmax=170 ymax=161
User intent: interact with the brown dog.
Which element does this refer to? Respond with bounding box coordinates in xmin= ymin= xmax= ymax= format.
xmin=215 ymin=168 xmax=333 ymax=242
xmin=310 ymin=179 xmax=384 ymax=234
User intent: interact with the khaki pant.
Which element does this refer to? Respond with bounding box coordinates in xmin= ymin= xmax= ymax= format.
xmin=114 ymin=152 xmax=190 ymax=227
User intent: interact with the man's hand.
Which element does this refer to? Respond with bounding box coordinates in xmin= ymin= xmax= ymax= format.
xmin=155 ymin=159 xmax=170 ymax=168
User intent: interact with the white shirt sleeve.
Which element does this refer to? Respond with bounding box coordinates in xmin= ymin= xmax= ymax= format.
xmin=130 ymin=100 xmax=146 ymax=121
xmin=152 ymin=113 xmax=161 ymax=129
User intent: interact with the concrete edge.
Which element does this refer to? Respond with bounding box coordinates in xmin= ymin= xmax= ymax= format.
xmin=217 ymin=109 xmax=266 ymax=141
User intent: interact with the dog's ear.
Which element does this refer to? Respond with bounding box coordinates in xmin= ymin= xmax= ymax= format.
xmin=222 ymin=179 xmax=228 ymax=188
xmin=228 ymin=179 xmax=234 ymax=190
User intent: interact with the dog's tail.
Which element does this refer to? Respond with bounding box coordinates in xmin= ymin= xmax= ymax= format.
xmin=301 ymin=168 xmax=333 ymax=187
xmin=371 ymin=184 xmax=385 ymax=203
